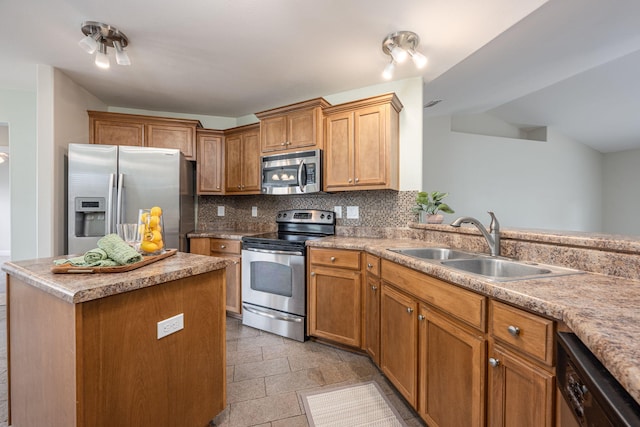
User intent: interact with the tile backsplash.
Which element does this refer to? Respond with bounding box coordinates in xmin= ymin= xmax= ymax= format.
xmin=197 ymin=190 xmax=419 ymax=229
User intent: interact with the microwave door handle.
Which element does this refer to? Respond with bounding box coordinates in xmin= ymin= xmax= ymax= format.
xmin=297 ymin=161 xmax=307 ymax=192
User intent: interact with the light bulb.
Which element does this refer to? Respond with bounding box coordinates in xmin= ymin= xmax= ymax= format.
xmin=390 ymin=45 xmax=408 ymax=63
xmin=411 ymin=51 xmax=428 ymax=69
xmin=113 ymin=40 xmax=131 ymax=66
xmin=78 ymin=32 xmax=100 ymax=54
xmin=382 ymin=61 xmax=395 ymax=80
xmin=95 ymin=43 xmax=110 ymax=69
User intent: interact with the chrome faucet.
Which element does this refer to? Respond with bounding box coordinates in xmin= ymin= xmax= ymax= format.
xmin=450 ymin=211 xmax=500 ymax=256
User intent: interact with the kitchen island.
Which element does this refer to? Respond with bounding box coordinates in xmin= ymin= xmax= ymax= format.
xmin=2 ymin=251 xmax=230 ymax=427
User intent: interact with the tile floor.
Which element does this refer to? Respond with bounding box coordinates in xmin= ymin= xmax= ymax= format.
xmin=0 ymin=309 xmax=425 ymax=427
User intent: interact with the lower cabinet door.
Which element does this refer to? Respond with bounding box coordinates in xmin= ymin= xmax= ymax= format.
xmin=419 ymin=305 xmax=486 ymax=427
xmin=364 ymin=274 xmax=381 ymax=365
xmin=380 ymin=283 xmax=418 ymax=407
xmin=487 ymin=344 xmax=555 ymax=427
xmin=224 ymin=255 xmax=241 ymax=315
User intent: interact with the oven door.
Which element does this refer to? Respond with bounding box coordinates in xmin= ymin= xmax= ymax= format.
xmin=241 ymin=248 xmax=306 ymax=316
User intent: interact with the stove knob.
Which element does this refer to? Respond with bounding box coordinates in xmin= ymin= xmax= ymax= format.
xmin=327 ymin=214 xmax=332 ymax=220
xmin=320 ymin=214 xmax=325 ymax=219
xmin=277 ymin=213 xmax=282 ymax=218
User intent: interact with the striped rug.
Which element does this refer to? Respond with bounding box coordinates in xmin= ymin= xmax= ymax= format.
xmin=300 ymin=381 xmax=408 ymax=427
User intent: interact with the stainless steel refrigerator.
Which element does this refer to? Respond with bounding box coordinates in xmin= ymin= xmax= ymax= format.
xmin=67 ymin=143 xmax=194 ymax=254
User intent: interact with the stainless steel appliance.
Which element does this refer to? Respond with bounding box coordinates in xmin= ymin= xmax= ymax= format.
xmin=557 ymin=332 xmax=640 ymax=426
xmin=241 ymin=209 xmax=335 ymax=341
xmin=261 ymin=149 xmax=322 ymax=195
xmin=67 ymin=143 xmax=194 ymax=254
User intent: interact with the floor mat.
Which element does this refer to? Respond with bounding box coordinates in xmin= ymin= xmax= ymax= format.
xmin=300 ymin=381 xmax=408 ymax=427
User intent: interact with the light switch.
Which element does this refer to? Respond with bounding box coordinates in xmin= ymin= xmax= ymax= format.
xmin=334 ymin=206 xmax=342 ymax=219
xmin=217 ymin=206 xmax=225 ymax=216
xmin=346 ymin=206 xmax=359 ymax=219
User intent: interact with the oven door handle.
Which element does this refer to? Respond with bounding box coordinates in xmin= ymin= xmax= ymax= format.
xmin=245 ymin=247 xmax=304 ymax=256
xmin=242 ymin=304 xmax=303 ymax=323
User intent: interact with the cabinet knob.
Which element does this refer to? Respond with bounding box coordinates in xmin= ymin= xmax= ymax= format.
xmin=310 ymin=272 xmax=316 ymax=276
xmin=330 ymin=256 xmax=336 ymax=262
xmin=371 ymin=285 xmax=378 ymax=291
xmin=418 ymin=314 xmax=425 ymax=321
xmin=216 ymin=186 xmax=220 ymax=189
xmin=406 ymin=307 xmax=414 ymax=314
xmin=220 ymin=245 xmax=226 ymax=249
xmin=489 ymin=358 xmax=500 ymax=368
xmin=507 ymin=325 xmax=521 ymax=336
xmin=348 ymin=178 xmax=352 ymax=183
xmin=237 ymin=185 xmax=241 ymax=189
xmin=281 ymin=142 xmax=286 ymax=146
xmin=355 ymin=177 xmax=359 ymax=182
xmin=367 ymin=263 xmax=373 ymax=268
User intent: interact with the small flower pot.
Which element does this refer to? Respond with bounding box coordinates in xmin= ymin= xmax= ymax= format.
xmin=420 ymin=212 xmax=444 ymax=224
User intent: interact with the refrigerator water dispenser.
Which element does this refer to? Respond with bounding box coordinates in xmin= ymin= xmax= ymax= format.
xmin=74 ymin=197 xmax=106 ymax=237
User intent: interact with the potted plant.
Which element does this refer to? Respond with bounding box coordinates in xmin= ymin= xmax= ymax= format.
xmin=413 ymin=191 xmax=455 ymax=224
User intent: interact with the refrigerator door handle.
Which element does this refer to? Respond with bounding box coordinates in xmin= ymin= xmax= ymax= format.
xmin=106 ymin=173 xmax=116 ymax=234
xmin=116 ymin=173 xmax=124 ymax=226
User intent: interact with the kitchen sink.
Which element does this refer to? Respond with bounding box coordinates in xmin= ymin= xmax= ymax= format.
xmin=440 ymin=258 xmax=582 ymax=281
xmin=388 ymin=247 xmax=482 ymax=260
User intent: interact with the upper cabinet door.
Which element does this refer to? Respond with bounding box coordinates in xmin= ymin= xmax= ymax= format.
xmin=146 ymin=123 xmax=196 ymax=160
xmin=354 ymin=105 xmax=387 ymax=187
xmin=324 ymin=111 xmax=354 ymax=189
xmin=91 ymin=119 xmax=145 ymax=147
xmin=256 ymin=98 xmax=331 ymax=154
xmin=196 ymin=131 xmax=224 ymax=195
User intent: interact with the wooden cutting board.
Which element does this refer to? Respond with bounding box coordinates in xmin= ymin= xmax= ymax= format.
xmin=51 ymin=249 xmax=177 ymax=274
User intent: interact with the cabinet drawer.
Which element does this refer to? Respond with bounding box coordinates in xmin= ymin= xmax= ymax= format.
xmin=365 ymin=253 xmax=380 ymax=277
xmin=209 ymin=238 xmax=241 ymax=255
xmin=382 ymin=259 xmax=486 ymax=331
xmin=309 ymin=248 xmax=361 ymax=270
xmin=490 ymin=300 xmax=554 ymax=365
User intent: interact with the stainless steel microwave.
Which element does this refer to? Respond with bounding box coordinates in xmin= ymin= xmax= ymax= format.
xmin=261 ymin=149 xmax=322 ymax=195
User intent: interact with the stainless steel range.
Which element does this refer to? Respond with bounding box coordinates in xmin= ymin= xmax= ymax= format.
xmin=241 ymin=209 xmax=335 ymax=341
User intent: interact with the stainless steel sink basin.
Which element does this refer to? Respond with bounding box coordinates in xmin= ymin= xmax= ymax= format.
xmin=440 ymin=258 xmax=581 ymax=281
xmin=388 ymin=247 xmax=482 ymax=260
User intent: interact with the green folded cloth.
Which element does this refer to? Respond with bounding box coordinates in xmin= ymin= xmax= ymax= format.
xmin=84 ymin=248 xmax=108 ymax=264
xmin=53 ymin=255 xmax=119 ymax=267
xmin=98 ymin=233 xmax=143 ymax=265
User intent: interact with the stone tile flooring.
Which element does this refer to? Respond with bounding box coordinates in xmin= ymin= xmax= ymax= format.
xmin=0 ymin=312 xmax=425 ymax=427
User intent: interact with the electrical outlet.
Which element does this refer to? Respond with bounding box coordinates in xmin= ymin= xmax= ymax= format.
xmin=217 ymin=206 xmax=225 ymax=216
xmin=334 ymin=206 xmax=342 ymax=219
xmin=157 ymin=313 xmax=184 ymax=339
xmin=252 ymin=206 xmax=258 ymax=217
xmin=346 ymin=206 xmax=359 ymax=219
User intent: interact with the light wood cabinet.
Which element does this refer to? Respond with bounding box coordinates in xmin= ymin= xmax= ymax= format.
xmin=88 ymin=111 xmax=200 ymax=160
xmin=323 ymin=93 xmax=402 ymax=191
xmin=380 ymin=283 xmax=419 ymax=407
xmin=308 ymin=248 xmax=362 ymax=347
xmin=190 ymin=237 xmax=242 ymax=316
xmin=364 ymin=254 xmax=381 ymax=365
xmin=196 ymin=129 xmax=224 ymax=195
xmin=224 ymin=124 xmax=261 ymax=194
xmin=256 ymin=98 xmax=331 ymax=154
xmin=487 ymin=300 xmax=556 ymax=427
xmin=419 ymin=304 xmax=486 ymax=427
xmin=8 ymin=270 xmax=226 ymax=427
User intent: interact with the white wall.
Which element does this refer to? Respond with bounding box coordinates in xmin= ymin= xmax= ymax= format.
xmin=423 ymin=114 xmax=603 ymax=231
xmin=602 ymin=148 xmax=640 ymax=235
xmin=108 ymin=106 xmax=241 ymax=130
xmin=0 ymin=88 xmax=37 ymax=261
xmin=0 ymin=125 xmax=9 ymax=256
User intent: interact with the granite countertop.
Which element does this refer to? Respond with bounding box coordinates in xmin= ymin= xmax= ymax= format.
xmin=2 ymin=251 xmax=231 ymax=304
xmin=307 ymin=236 xmax=640 ymax=406
xmin=187 ymin=229 xmax=266 ymax=239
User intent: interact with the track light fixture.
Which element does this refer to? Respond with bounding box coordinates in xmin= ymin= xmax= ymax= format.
xmin=381 ymin=31 xmax=427 ymax=80
xmin=79 ymin=21 xmax=130 ymax=69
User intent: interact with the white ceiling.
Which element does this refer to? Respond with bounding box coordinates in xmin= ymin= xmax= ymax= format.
xmin=1 ymin=0 xmax=639 ymax=153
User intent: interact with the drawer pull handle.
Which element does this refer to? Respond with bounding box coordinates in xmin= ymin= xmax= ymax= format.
xmin=489 ymin=358 xmax=500 ymax=368
xmin=418 ymin=314 xmax=425 ymax=321
xmin=407 ymin=307 xmax=414 ymax=314
xmin=330 ymin=256 xmax=336 ymax=262
xmin=507 ymin=325 xmax=520 ymax=336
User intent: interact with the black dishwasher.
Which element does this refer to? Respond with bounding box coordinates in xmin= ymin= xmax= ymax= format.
xmin=557 ymin=332 xmax=640 ymax=426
